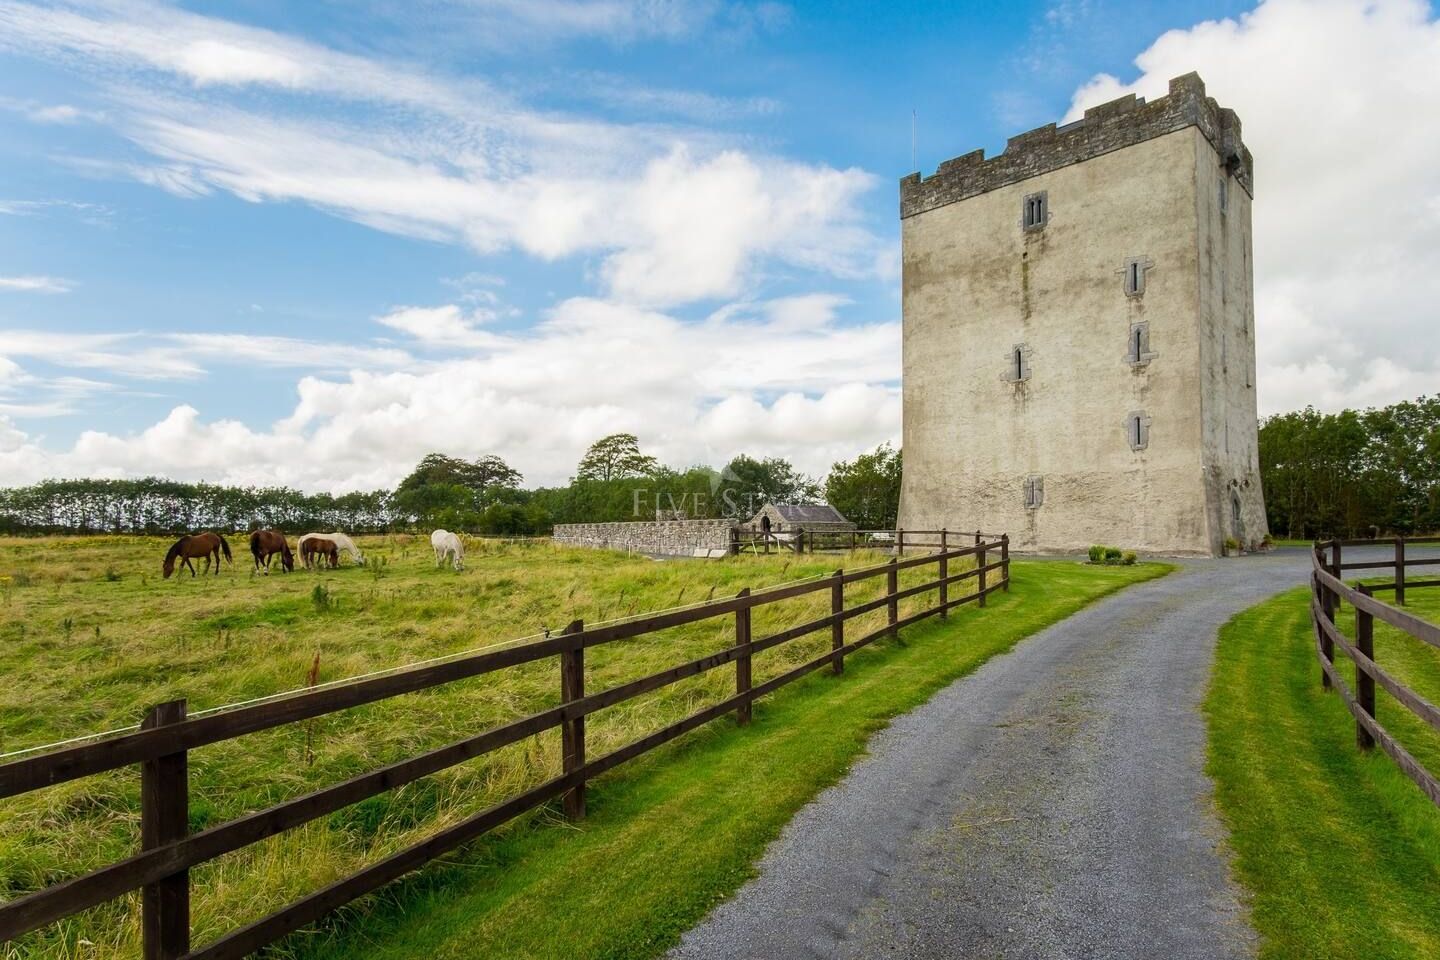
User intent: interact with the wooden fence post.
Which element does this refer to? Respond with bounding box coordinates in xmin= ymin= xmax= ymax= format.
xmin=141 ymin=699 xmax=189 ymax=960
xmin=938 ymin=532 xmax=949 ymax=621
xmin=887 ymin=558 xmax=899 ymax=639
xmin=830 ymin=571 xmax=844 ymax=674
xmin=974 ymin=529 xmax=981 ymax=546
xmin=1317 ymin=545 xmax=1334 ymax=691
xmin=977 ymin=538 xmax=988 ymax=609
xmin=1000 ymin=535 xmax=1010 ymax=592
xmin=559 ymin=619 xmax=586 ymax=820
xmin=1356 ymin=586 xmax=1376 ymax=750
xmin=1396 ymin=536 xmax=1406 ymax=605
xmin=897 ymin=528 xmax=905 ymax=557
xmin=736 ymin=588 xmax=753 ymax=725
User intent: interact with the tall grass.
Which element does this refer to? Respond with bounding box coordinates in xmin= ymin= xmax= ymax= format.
xmin=0 ymin=535 xmax=983 ymax=958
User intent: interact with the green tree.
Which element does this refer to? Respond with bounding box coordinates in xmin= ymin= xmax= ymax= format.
xmin=715 ymin=455 xmax=821 ymax=519
xmin=396 ymin=453 xmax=521 ymax=497
xmin=825 ymin=444 xmax=902 ymax=530
xmin=574 ymin=434 xmax=658 ymax=482
xmin=391 ymin=482 xmax=481 ymax=530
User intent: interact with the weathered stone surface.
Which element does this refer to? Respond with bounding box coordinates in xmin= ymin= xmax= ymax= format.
xmin=553 ymin=520 xmax=735 ymax=557
xmin=900 ymin=73 xmax=1253 ymax=221
xmin=897 ymin=72 xmax=1267 ymax=556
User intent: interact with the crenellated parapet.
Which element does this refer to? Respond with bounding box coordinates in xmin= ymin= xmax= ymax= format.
xmin=901 ymin=73 xmax=1252 ymax=219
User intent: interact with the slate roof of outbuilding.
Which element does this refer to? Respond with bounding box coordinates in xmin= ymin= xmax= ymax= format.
xmin=769 ymin=503 xmax=850 ymax=524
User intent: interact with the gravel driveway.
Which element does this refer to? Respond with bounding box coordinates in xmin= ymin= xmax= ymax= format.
xmin=670 ymin=547 xmax=1370 ymax=960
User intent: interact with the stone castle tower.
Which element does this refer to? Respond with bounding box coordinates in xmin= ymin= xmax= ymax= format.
xmin=896 ymin=73 xmax=1267 ymax=556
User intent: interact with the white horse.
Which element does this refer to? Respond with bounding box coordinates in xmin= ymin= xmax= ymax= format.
xmin=431 ymin=529 xmax=464 ymax=571
xmin=297 ymin=532 xmax=365 ymax=566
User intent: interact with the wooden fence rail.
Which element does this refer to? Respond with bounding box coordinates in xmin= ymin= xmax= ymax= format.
xmin=1311 ymin=538 xmax=1440 ymax=809
xmin=0 ymin=534 xmax=1010 ymax=958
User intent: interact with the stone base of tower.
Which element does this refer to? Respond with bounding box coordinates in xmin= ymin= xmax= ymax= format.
xmin=898 ymin=465 xmax=1266 ymax=558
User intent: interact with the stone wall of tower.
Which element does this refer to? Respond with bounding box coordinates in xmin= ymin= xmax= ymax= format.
xmin=896 ymin=74 xmax=1266 ymax=557
xmin=1195 ymin=137 xmax=1269 ymax=553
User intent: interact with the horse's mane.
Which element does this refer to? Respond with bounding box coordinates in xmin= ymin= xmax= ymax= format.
xmin=164 ymin=537 xmax=186 ymax=563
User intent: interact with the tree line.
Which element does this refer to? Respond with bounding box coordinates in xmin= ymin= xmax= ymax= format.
xmin=0 ymin=435 xmax=905 ymax=536
xmin=1258 ymin=395 xmax=1439 ymax=539
xmin=6 ymin=391 xmax=1433 ymax=542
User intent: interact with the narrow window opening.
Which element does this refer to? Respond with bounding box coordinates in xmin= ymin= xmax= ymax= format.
xmin=1024 ymin=475 xmax=1045 ymax=509
xmin=1218 ymin=176 xmax=1229 ymax=213
xmin=1022 ymin=191 xmax=1047 ymax=231
xmin=1127 ymin=322 xmax=1153 ymax=365
xmin=1005 ymin=343 xmax=1030 ymax=382
xmin=1126 ymin=411 xmax=1150 ymax=451
xmin=1123 ymin=257 xmax=1149 ymax=297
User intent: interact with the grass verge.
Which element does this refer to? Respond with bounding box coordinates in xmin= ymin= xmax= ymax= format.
xmin=1205 ymin=585 xmax=1440 ymax=960
xmin=293 ymin=558 xmax=1169 ymax=960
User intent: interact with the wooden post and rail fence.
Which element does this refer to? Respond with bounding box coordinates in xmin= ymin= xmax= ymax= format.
xmin=1310 ymin=536 xmax=1440 ymax=808
xmin=0 ymin=533 xmax=1010 ymax=958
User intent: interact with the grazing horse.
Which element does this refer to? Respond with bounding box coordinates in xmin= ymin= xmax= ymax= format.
xmin=301 ymin=537 xmax=339 ymax=570
xmin=297 ymin=532 xmax=365 ymax=566
xmin=163 ymin=532 xmax=232 ymax=579
xmin=249 ymin=529 xmax=294 ymax=574
xmin=431 ymin=529 xmax=464 ymax=571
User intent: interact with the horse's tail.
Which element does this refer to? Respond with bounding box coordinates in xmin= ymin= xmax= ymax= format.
xmin=218 ymin=533 xmax=233 ymax=563
xmin=249 ymin=531 xmax=262 ymax=558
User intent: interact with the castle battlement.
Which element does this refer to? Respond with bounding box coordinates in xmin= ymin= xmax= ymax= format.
xmin=900 ymin=73 xmax=1252 ymax=219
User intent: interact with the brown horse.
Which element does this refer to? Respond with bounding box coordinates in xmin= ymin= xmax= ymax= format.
xmin=163 ymin=531 xmax=232 ymax=579
xmin=301 ymin=537 xmax=339 ymax=570
xmin=249 ymin=529 xmax=294 ymax=574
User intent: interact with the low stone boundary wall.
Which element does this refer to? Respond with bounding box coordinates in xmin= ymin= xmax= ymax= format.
xmin=552 ymin=520 xmax=736 ymax=558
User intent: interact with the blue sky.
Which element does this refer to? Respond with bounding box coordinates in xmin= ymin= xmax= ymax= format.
xmin=1 ymin=0 xmax=1437 ymax=490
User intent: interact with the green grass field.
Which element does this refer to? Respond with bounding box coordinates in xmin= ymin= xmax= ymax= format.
xmin=0 ymin=535 xmax=1166 ymax=959
xmin=1206 ymin=582 xmax=1440 ymax=960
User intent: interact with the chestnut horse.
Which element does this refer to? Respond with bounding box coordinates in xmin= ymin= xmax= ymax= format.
xmin=301 ymin=537 xmax=339 ymax=570
xmin=249 ymin=529 xmax=294 ymax=574
xmin=296 ymin=532 xmax=364 ymax=566
xmin=163 ymin=532 xmax=232 ymax=579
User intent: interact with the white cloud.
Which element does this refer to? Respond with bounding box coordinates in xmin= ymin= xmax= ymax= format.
xmin=1064 ymin=0 xmax=1440 ymax=414
xmin=0 ymin=297 xmax=900 ymax=490
xmin=92 ymin=101 xmax=876 ymax=306
xmin=0 ymin=1 xmax=880 ymax=307
xmin=0 ymin=330 xmax=413 ymax=380
xmin=0 ymin=275 xmax=72 ymax=293
xmin=0 ymin=0 xmax=469 ymax=108
xmin=375 ymin=305 xmax=504 ymax=349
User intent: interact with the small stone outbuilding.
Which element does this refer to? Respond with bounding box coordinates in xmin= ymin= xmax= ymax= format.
xmin=747 ymin=503 xmax=855 ymax=535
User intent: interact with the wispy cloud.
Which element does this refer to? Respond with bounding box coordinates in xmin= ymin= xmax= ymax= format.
xmin=0 ymin=275 xmax=72 ymax=293
xmin=375 ymin=305 xmax=505 ymax=350
xmin=0 ymin=329 xmax=414 ymax=380
xmin=0 ymin=0 xmax=876 ymax=307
